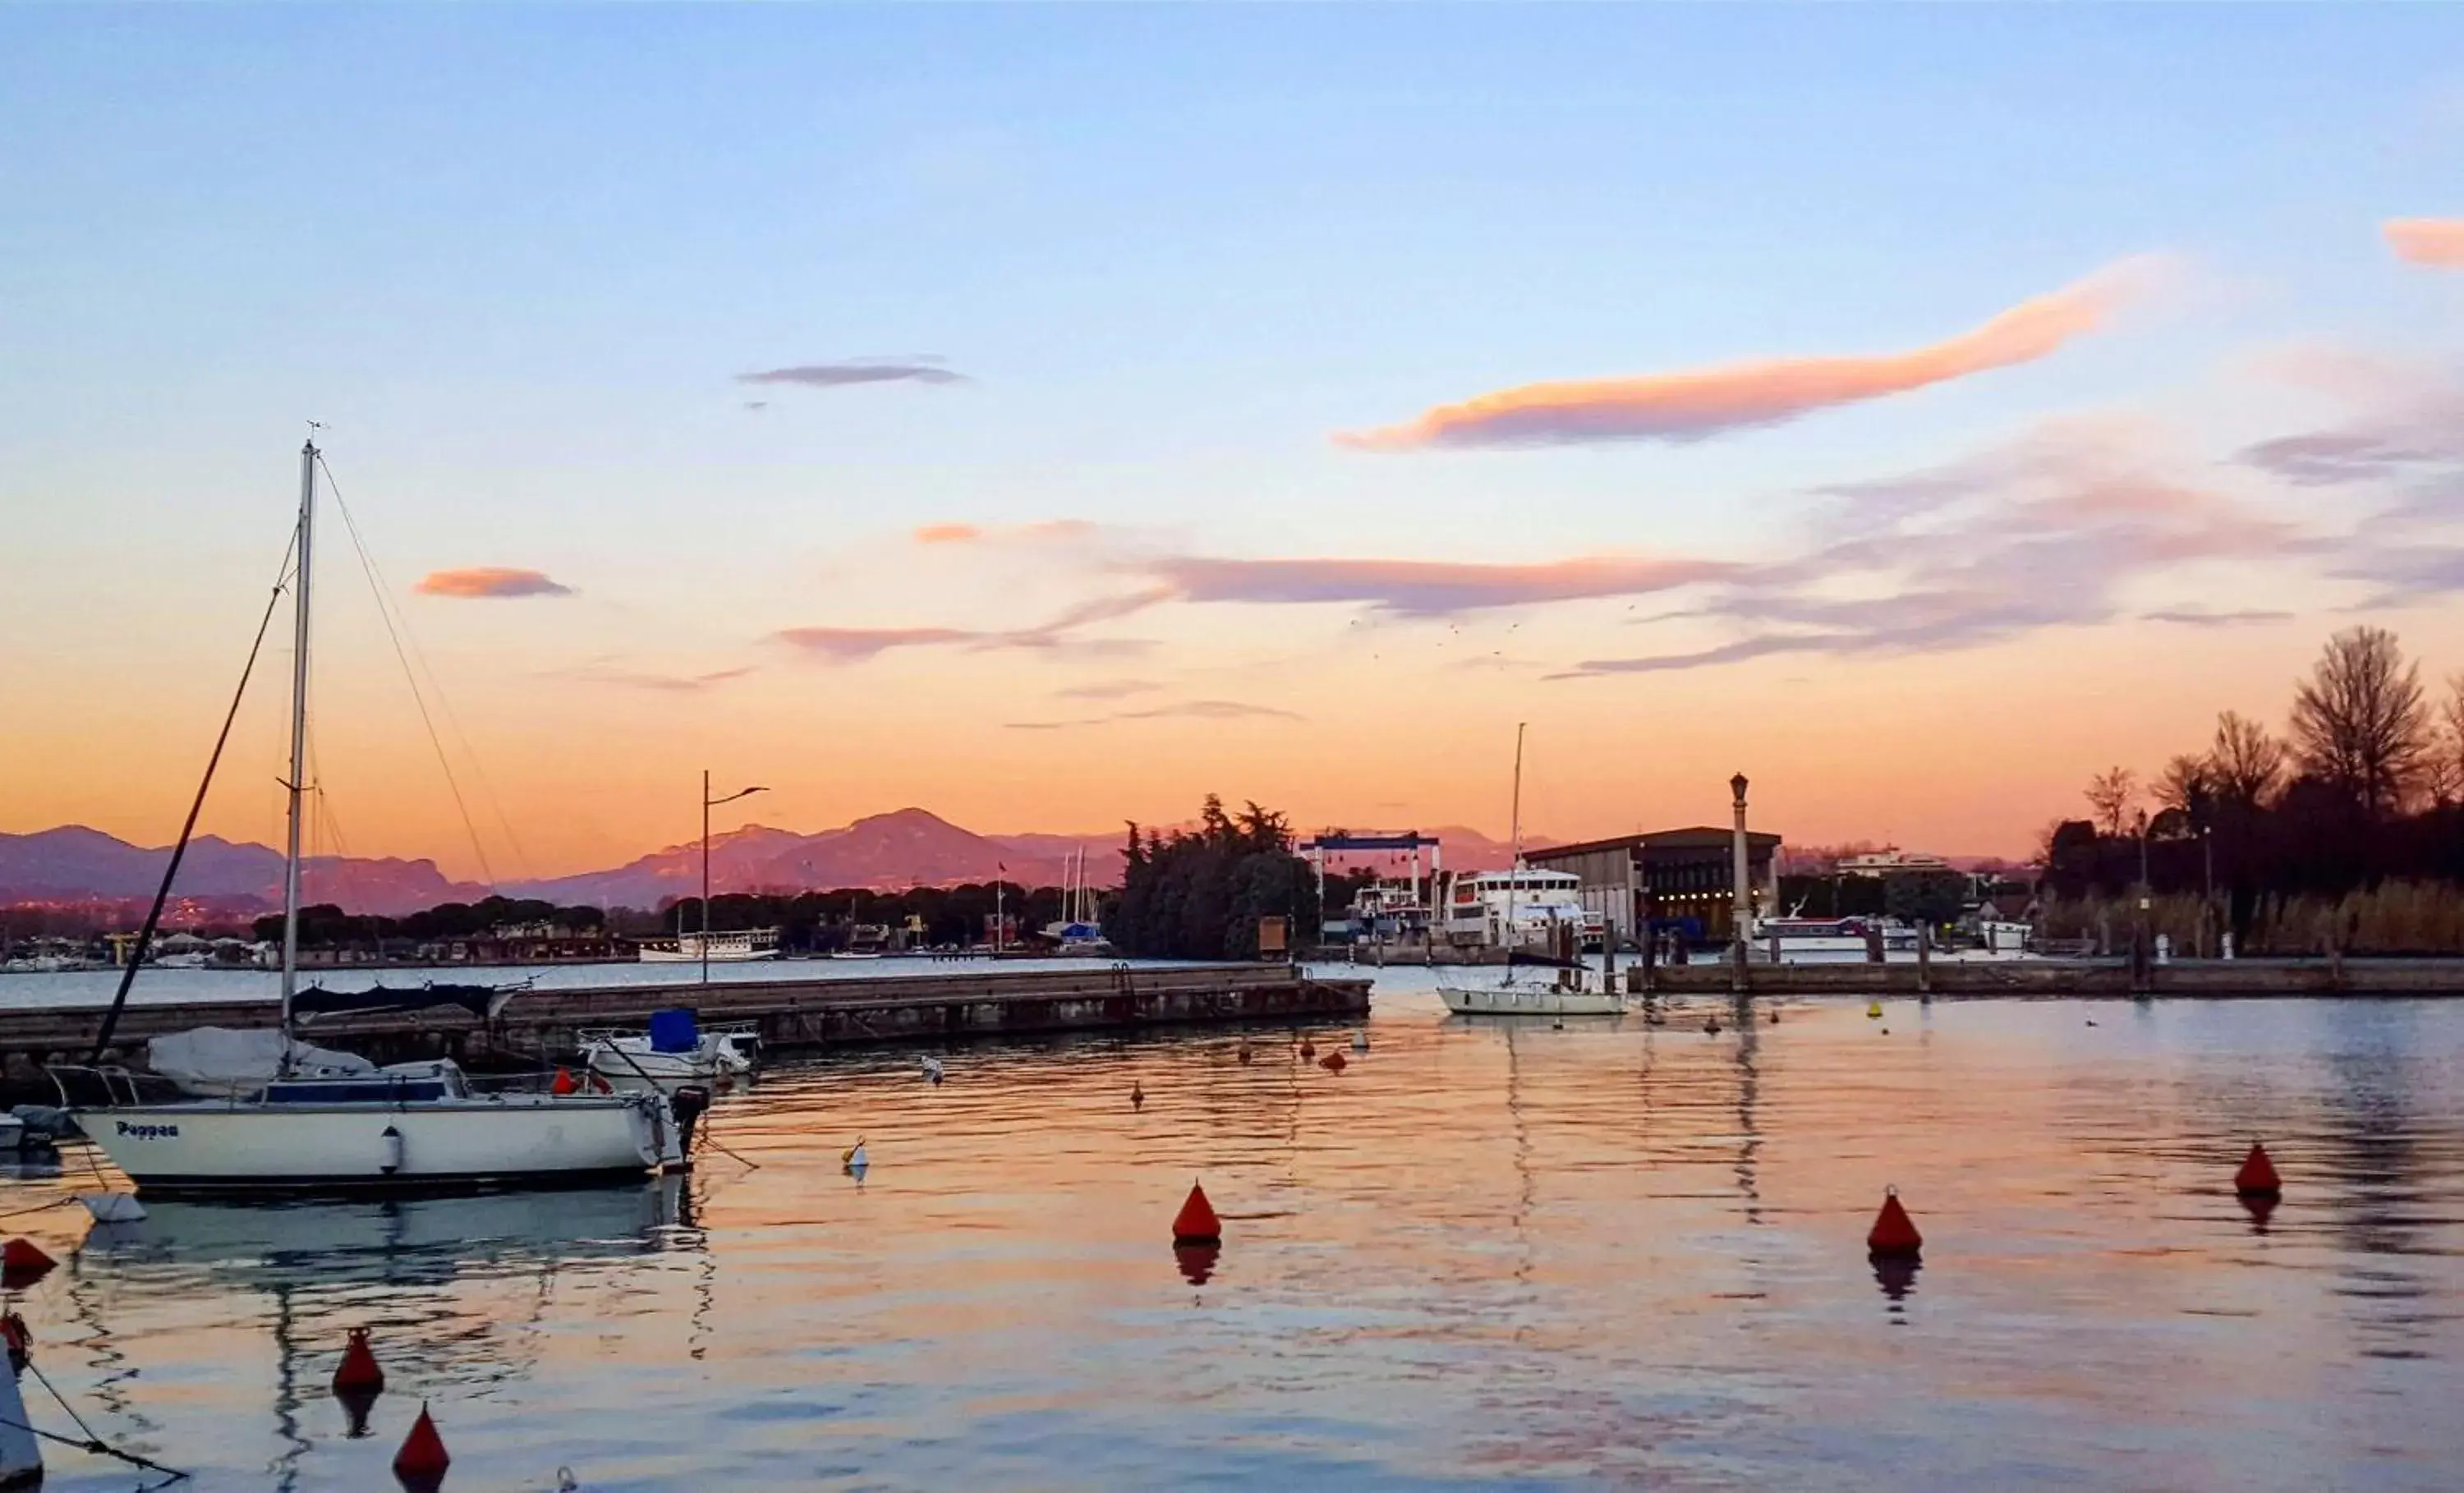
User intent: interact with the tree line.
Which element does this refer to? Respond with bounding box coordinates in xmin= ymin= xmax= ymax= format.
xmin=2043 ymin=625 xmax=2464 ymax=943
xmin=257 ymin=884 xmax=1109 ymax=953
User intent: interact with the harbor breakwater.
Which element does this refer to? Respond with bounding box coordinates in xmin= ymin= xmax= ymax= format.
xmin=0 ymin=962 xmax=1372 ymax=1096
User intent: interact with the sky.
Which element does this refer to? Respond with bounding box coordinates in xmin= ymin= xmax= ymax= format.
xmin=6 ymin=7 xmax=2464 ymax=881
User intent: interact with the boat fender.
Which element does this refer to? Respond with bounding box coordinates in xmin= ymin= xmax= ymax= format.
xmin=380 ymin=1124 xmax=404 ymax=1175
xmin=2 ymin=1310 xmax=30 ymax=1374
xmin=591 ymin=1072 xmax=614 ymax=1095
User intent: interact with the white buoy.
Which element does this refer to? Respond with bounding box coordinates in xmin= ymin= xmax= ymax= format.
xmin=0 ymin=1331 xmax=41 ymax=1487
xmin=1350 ymin=1031 xmax=1369 ymax=1052
xmin=921 ymin=1057 xmax=944 ymax=1085
xmin=78 ymin=1193 xmax=145 ymax=1224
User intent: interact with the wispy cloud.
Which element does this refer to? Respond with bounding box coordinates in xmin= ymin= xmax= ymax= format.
xmin=550 ymin=663 xmax=756 ymax=692
xmin=773 ymin=588 xmax=1172 ymax=665
xmin=2384 ymin=218 xmax=2464 ymax=269
xmin=2139 ymin=609 xmax=2293 ymax=627
xmin=1055 ymin=678 xmax=1163 ymax=701
xmin=912 ymin=518 xmax=1096 ymax=546
xmin=414 ymin=567 xmax=574 ymax=599
xmin=1336 ymin=257 xmax=2165 ymax=450
xmin=1008 ymin=699 xmax=1303 ymax=730
xmin=1145 ymin=554 xmax=1731 ymax=616
xmin=1555 ymin=417 xmax=2301 ymax=677
xmin=772 ymin=626 xmax=980 ymax=663
xmin=738 ymin=357 xmax=968 ymax=389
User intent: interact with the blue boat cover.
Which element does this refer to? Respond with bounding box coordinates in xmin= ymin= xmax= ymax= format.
xmin=648 ymin=1008 xmax=699 ymax=1054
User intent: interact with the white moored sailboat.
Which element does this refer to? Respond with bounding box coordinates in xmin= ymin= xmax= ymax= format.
xmin=1438 ymin=724 xmax=1625 ymax=1018
xmin=67 ymin=439 xmax=682 ymax=1196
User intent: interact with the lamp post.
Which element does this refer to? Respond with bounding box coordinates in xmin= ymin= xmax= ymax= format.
xmin=1729 ymin=773 xmax=1752 ymax=976
xmin=701 ymin=770 xmax=767 ymax=987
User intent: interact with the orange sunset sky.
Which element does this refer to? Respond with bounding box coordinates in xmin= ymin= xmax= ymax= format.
xmin=7 ymin=10 xmax=2464 ymax=881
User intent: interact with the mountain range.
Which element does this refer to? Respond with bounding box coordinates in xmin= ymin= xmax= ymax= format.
xmin=0 ymin=811 xmax=1538 ymax=917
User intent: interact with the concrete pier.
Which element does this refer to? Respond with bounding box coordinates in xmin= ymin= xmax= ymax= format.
xmin=1640 ymin=957 xmax=2464 ymax=999
xmin=0 ymin=963 xmax=1372 ymax=1092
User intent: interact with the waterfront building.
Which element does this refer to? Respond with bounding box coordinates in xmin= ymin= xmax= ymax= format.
xmin=1524 ymin=827 xmax=1783 ymax=948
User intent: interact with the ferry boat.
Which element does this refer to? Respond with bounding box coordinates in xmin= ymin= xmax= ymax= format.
xmin=1443 ymin=868 xmax=1593 ymax=951
xmin=638 ymin=928 xmax=781 ymax=963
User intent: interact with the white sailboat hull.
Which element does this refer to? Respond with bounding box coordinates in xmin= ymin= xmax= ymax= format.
xmin=1437 ymin=984 xmax=1626 ymax=1016
xmin=80 ymin=1095 xmax=668 ymax=1195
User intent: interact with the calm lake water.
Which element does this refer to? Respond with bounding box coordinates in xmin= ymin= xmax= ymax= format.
xmin=4 ymin=971 xmax=2461 ymax=1491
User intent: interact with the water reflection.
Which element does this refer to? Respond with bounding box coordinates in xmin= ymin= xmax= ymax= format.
xmin=7 ymin=989 xmax=2464 ymax=1491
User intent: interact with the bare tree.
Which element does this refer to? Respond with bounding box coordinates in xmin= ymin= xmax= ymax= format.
xmin=2209 ymin=710 xmax=2284 ymax=809
xmin=2153 ymin=753 xmax=2214 ymax=819
xmin=2427 ymin=672 xmax=2464 ymax=808
xmin=2289 ymin=625 xmax=2430 ymax=817
xmin=2084 ymin=765 xmax=2137 ymax=838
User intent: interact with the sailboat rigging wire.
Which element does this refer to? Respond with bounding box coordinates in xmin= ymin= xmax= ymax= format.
xmin=312 ymin=453 xmax=503 ymax=887
xmin=87 ymin=535 xmax=297 ymax=1063
xmin=315 ymin=451 xmax=533 ymax=880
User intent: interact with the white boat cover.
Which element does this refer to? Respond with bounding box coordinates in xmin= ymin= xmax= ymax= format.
xmin=147 ymin=1027 xmax=377 ymax=1097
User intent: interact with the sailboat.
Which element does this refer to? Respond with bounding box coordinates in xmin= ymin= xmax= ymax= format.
xmin=1437 ymin=724 xmax=1624 ymax=1017
xmin=67 ymin=439 xmax=683 ymax=1195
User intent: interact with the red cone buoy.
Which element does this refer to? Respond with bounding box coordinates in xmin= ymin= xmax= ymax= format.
xmin=1171 ymin=1181 xmax=1221 ymax=1245
xmin=551 ymin=1067 xmax=577 ymax=1096
xmin=0 ymin=1238 xmax=55 ymax=1286
xmin=393 ymin=1403 xmax=450 ymax=1490
xmin=333 ymin=1325 xmax=385 ymax=1395
xmin=1867 ymin=1188 xmax=1924 ymax=1258
xmin=2235 ymin=1142 xmax=2281 ymax=1197
xmin=1318 ymin=1050 xmax=1347 ymax=1072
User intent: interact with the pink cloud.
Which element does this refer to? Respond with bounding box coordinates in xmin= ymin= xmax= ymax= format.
xmin=414 ymin=567 xmax=573 ymax=599
xmin=913 ymin=518 xmax=1097 ymax=546
xmin=2384 ymin=218 xmax=2464 ymax=269
xmin=774 ymin=626 xmax=977 ymax=662
xmin=1148 ymin=554 xmax=1729 ymax=615
xmin=1336 ymin=258 xmax=2161 ymax=450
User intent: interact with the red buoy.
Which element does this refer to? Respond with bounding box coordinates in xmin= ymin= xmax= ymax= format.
xmin=1318 ymin=1050 xmax=1347 ymax=1073
xmin=1299 ymin=1037 xmax=1315 ymax=1059
xmin=0 ymin=1238 xmax=55 ymax=1286
xmin=333 ymin=1325 xmax=385 ymax=1395
xmin=2234 ymin=1142 xmax=2282 ymax=1197
xmin=393 ymin=1403 xmax=451 ymax=1490
xmin=1131 ymin=1082 xmax=1145 ymax=1110
xmin=550 ymin=1067 xmax=577 ymax=1096
xmin=1867 ymin=1188 xmax=1924 ymax=1258
xmin=1171 ymin=1181 xmax=1221 ymax=1245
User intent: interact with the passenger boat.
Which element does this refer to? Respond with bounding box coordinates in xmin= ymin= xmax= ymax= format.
xmin=637 ymin=928 xmax=781 ymax=963
xmin=62 ymin=439 xmax=684 ymax=1197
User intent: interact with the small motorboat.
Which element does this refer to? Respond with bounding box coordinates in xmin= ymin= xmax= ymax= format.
xmin=581 ymin=1008 xmax=760 ymax=1093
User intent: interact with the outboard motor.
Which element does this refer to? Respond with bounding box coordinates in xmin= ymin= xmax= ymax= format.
xmin=670 ymin=1084 xmax=712 ymax=1160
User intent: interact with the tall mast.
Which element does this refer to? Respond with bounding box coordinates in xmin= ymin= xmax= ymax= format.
xmin=1505 ymin=722 xmax=1525 ymax=958
xmin=279 ymin=439 xmax=317 ymax=1041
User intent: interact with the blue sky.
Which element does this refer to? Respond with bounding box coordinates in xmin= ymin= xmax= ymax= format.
xmin=6 ymin=7 xmax=2463 ymax=871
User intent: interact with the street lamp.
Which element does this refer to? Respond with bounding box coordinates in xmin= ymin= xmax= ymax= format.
xmin=701 ymin=770 xmax=768 ymax=987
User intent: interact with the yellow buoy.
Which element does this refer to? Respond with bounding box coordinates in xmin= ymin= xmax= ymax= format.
xmin=1866 ymin=1001 xmax=1883 ymax=1019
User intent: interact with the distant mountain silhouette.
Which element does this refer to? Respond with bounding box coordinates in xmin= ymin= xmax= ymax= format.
xmin=506 ymin=808 xmax=1083 ymax=907
xmin=0 ymin=825 xmax=490 ymax=917
xmin=2 ymin=811 xmax=1558 ymax=916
